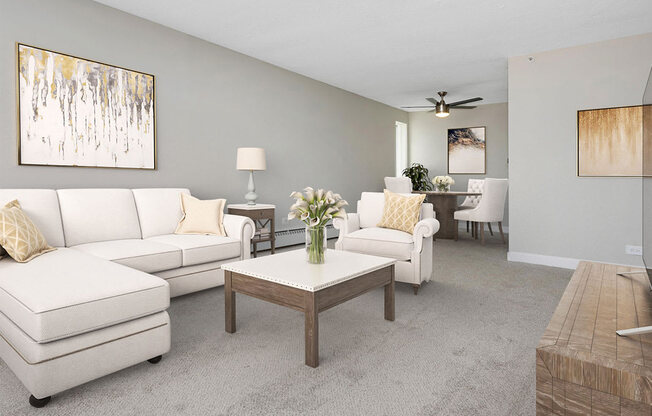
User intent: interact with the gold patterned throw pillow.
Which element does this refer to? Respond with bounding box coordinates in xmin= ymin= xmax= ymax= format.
xmin=0 ymin=200 xmax=55 ymax=262
xmin=376 ymin=190 xmax=425 ymax=234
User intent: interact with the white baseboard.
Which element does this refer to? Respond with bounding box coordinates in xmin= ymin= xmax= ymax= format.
xmin=507 ymin=251 xmax=643 ymax=270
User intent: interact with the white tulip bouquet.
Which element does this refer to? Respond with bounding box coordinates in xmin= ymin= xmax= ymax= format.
xmin=433 ymin=175 xmax=455 ymax=192
xmin=288 ymin=187 xmax=348 ymax=263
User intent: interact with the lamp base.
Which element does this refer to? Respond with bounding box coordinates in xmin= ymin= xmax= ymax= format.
xmin=245 ymin=171 xmax=257 ymax=205
xmin=245 ymin=192 xmax=257 ymax=205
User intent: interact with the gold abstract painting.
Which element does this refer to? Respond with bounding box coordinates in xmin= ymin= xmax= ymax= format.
xmin=17 ymin=44 xmax=155 ymax=169
xmin=577 ymin=106 xmax=642 ymax=176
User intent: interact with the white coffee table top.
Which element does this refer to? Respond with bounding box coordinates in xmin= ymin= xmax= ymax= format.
xmin=221 ymin=249 xmax=396 ymax=292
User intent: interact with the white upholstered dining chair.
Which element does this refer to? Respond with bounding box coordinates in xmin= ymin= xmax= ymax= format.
xmin=454 ymin=178 xmax=508 ymax=245
xmin=457 ymin=178 xmax=484 ymax=234
xmin=384 ymin=177 xmax=413 ymax=193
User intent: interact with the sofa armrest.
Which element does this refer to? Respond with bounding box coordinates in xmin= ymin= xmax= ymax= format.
xmin=223 ymin=214 xmax=255 ymax=259
xmin=412 ymin=218 xmax=440 ymax=253
xmin=333 ymin=213 xmax=360 ymax=248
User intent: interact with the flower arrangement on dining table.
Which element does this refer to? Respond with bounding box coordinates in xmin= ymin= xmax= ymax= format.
xmin=288 ymin=187 xmax=348 ymax=264
xmin=432 ymin=175 xmax=455 ymax=192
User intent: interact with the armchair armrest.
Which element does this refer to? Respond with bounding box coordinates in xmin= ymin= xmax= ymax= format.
xmin=333 ymin=213 xmax=360 ymax=248
xmin=413 ymin=217 xmax=439 ymax=239
xmin=222 ymin=214 xmax=256 ymax=259
xmin=412 ymin=218 xmax=440 ymax=253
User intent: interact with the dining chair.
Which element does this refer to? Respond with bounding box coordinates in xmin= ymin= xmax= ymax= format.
xmin=457 ymin=179 xmax=484 ymax=235
xmin=454 ymin=178 xmax=508 ymax=245
xmin=384 ymin=176 xmax=413 ymax=193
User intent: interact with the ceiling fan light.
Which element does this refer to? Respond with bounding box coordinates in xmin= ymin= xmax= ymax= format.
xmin=435 ymin=102 xmax=450 ymax=118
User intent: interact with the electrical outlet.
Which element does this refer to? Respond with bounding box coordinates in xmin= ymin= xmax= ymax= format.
xmin=626 ymin=245 xmax=643 ymax=256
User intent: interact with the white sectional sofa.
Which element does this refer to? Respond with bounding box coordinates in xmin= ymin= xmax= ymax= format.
xmin=0 ymin=188 xmax=255 ymax=407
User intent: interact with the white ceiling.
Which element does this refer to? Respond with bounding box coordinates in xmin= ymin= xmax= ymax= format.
xmin=95 ymin=0 xmax=652 ymax=110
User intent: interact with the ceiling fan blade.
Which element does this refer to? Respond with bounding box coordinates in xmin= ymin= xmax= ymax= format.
xmin=401 ymin=105 xmax=436 ymax=108
xmin=448 ymin=97 xmax=483 ymax=106
xmin=451 ymin=106 xmax=477 ymax=109
xmin=426 ymin=97 xmax=439 ymax=105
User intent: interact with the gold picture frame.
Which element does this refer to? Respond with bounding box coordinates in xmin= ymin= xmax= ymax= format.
xmin=16 ymin=43 xmax=157 ymax=170
xmin=577 ymin=105 xmax=642 ymax=177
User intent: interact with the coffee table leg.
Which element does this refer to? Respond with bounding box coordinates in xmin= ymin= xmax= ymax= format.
xmin=384 ymin=266 xmax=395 ymax=321
xmin=305 ymin=292 xmax=319 ymax=367
xmin=225 ymin=271 xmax=236 ymax=333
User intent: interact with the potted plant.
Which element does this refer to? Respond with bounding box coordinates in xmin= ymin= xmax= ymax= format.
xmin=402 ymin=163 xmax=433 ymax=191
xmin=288 ymin=188 xmax=348 ymax=264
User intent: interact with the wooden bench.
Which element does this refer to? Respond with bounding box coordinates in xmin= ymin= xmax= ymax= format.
xmin=536 ymin=261 xmax=652 ymax=415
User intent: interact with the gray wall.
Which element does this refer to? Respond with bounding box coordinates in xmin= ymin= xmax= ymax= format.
xmin=408 ymin=102 xmax=509 ymax=224
xmin=0 ymin=0 xmax=407 ymax=231
xmin=508 ymin=33 xmax=652 ymax=267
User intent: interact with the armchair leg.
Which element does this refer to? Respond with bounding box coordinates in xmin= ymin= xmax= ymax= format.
xmin=480 ymin=222 xmax=485 ymax=245
xmin=488 ymin=222 xmax=494 ymax=236
xmin=498 ymin=222 xmax=506 ymax=244
xmin=466 ymin=221 xmax=469 ymax=233
xmin=412 ymin=284 xmax=420 ymax=295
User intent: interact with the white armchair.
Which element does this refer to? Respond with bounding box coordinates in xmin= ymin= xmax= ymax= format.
xmin=334 ymin=192 xmax=439 ymax=295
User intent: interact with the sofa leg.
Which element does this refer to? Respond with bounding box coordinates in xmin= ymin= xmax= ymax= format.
xmin=147 ymin=355 xmax=162 ymax=364
xmin=29 ymin=395 xmax=51 ymax=408
xmin=412 ymin=284 xmax=420 ymax=295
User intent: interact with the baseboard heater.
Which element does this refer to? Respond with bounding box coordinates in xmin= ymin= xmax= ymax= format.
xmin=252 ymin=224 xmax=338 ymax=252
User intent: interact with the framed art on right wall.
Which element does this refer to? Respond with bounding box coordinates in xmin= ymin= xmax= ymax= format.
xmin=577 ymin=105 xmax=642 ymax=177
xmin=448 ymin=126 xmax=486 ymax=174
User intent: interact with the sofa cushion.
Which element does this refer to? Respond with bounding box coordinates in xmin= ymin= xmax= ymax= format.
xmin=0 ymin=190 xmax=65 ymax=247
xmin=70 ymin=239 xmax=182 ymax=273
xmin=132 ymin=188 xmax=190 ymax=238
xmin=358 ymin=192 xmax=386 ymax=229
xmin=340 ymin=227 xmax=413 ymax=261
xmin=147 ymin=234 xmax=241 ymax=266
xmin=0 ymin=248 xmax=169 ymax=343
xmin=57 ymin=189 xmax=142 ymax=247
xmin=0 ymin=309 xmax=169 ymax=365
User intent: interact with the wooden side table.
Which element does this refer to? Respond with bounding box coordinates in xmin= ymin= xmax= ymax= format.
xmin=227 ymin=204 xmax=275 ymax=257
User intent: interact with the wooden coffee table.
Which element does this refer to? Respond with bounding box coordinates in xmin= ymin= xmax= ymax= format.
xmin=221 ymin=249 xmax=396 ymax=367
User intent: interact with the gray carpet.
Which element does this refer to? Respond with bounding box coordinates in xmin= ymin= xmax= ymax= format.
xmin=0 ymin=232 xmax=571 ymax=415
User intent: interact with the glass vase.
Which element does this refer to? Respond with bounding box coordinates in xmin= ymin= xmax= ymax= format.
xmin=437 ymin=184 xmax=450 ymax=192
xmin=305 ymin=226 xmax=327 ymax=264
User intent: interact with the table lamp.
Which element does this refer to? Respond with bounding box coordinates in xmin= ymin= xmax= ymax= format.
xmin=236 ymin=147 xmax=266 ymax=205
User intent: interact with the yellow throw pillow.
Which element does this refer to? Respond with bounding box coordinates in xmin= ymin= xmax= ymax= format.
xmin=175 ymin=194 xmax=226 ymax=236
xmin=377 ymin=190 xmax=425 ymax=234
xmin=0 ymin=200 xmax=55 ymax=262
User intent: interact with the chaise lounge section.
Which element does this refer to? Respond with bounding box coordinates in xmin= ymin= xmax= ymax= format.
xmin=0 ymin=188 xmax=255 ymax=407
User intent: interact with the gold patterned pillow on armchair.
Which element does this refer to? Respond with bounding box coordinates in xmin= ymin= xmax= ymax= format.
xmin=377 ymin=190 xmax=425 ymax=234
xmin=0 ymin=200 xmax=55 ymax=262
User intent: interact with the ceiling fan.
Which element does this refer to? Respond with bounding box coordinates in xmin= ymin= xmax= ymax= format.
xmin=401 ymin=91 xmax=483 ymax=118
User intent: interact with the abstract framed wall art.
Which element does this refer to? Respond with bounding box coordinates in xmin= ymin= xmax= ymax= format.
xmin=577 ymin=105 xmax=642 ymax=177
xmin=447 ymin=126 xmax=486 ymax=174
xmin=17 ymin=43 xmax=156 ymax=169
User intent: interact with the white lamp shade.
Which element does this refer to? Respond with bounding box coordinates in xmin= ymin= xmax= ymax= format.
xmin=236 ymin=147 xmax=266 ymax=171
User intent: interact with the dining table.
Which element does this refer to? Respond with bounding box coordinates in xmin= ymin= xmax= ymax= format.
xmin=413 ymin=191 xmax=482 ymax=240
